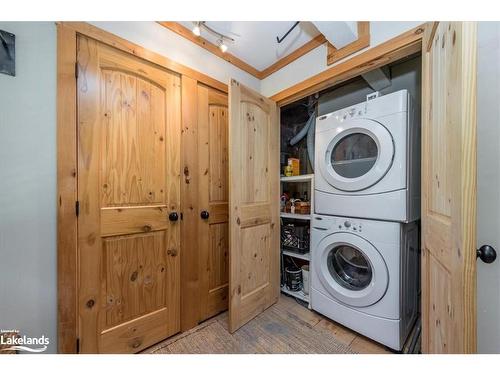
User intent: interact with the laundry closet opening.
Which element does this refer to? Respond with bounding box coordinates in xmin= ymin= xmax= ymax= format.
xmin=279 ymin=53 xmax=422 ymax=352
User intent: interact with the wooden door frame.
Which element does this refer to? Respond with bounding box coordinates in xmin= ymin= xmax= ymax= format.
xmin=56 ymin=21 xmax=228 ymax=354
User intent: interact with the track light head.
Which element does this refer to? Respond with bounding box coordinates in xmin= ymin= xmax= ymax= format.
xmin=192 ymin=22 xmax=201 ymax=36
xmin=218 ymin=39 xmax=228 ymax=53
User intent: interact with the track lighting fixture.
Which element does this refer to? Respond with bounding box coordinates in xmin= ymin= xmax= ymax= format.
xmin=191 ymin=22 xmax=234 ymax=53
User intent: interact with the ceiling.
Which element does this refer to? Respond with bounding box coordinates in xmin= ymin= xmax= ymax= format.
xmin=178 ymin=21 xmax=322 ymax=71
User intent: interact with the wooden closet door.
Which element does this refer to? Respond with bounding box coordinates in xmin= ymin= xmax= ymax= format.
xmin=77 ymin=36 xmax=181 ymax=353
xmin=198 ymin=86 xmax=230 ymax=321
xmin=228 ymin=79 xmax=280 ymax=332
xmin=421 ymin=22 xmax=478 ymax=353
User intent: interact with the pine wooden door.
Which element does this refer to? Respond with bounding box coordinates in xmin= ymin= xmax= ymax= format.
xmin=228 ymin=79 xmax=280 ymax=332
xmin=421 ymin=22 xmax=478 ymax=353
xmin=77 ymin=36 xmax=181 ymax=353
xmin=198 ymin=85 xmax=230 ymax=321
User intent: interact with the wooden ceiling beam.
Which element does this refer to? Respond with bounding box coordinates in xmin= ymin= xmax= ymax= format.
xmin=158 ymin=21 xmax=262 ymax=78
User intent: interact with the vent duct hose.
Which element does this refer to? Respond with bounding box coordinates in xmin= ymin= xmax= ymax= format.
xmin=306 ymin=114 xmax=315 ymax=170
xmin=289 ymin=110 xmax=316 ymax=171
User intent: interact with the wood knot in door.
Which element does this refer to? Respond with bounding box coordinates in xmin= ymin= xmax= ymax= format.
xmin=130 ymin=271 xmax=138 ymax=282
xmin=130 ymin=338 xmax=142 ymax=349
xmin=86 ymin=299 xmax=95 ymax=309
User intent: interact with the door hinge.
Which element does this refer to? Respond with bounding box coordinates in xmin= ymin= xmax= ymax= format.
xmin=75 ymin=200 xmax=80 ymax=217
xmin=76 ymin=338 xmax=80 ymax=353
xmin=75 ymin=62 xmax=79 ymax=79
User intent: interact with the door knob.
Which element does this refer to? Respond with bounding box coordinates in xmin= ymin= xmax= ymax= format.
xmin=477 ymin=245 xmax=497 ymax=264
xmin=169 ymin=212 xmax=179 ymax=222
xmin=200 ymin=210 xmax=210 ymax=220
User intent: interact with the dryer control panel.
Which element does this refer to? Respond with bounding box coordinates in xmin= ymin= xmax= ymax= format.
xmin=315 ymin=89 xmax=410 ymax=134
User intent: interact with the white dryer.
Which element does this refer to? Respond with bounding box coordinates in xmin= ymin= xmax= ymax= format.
xmin=311 ymin=215 xmax=419 ymax=350
xmin=314 ymin=90 xmax=420 ymax=222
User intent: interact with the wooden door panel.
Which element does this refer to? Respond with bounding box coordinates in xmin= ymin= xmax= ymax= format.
xmin=240 ymin=224 xmax=271 ymax=296
xmin=228 ymin=80 xmax=279 ymax=332
xmin=208 ymin=223 xmax=229 ymax=290
xmin=77 ymin=37 xmax=181 ymax=353
xmin=103 ymin=231 xmax=167 ymax=327
xmin=100 ymin=72 xmax=166 ymax=207
xmin=209 ymin=105 xmax=229 ymax=203
xmin=198 ymin=84 xmax=230 ymax=322
xmin=421 ymin=22 xmax=477 ymax=353
xmin=240 ymin=102 xmax=270 ymax=204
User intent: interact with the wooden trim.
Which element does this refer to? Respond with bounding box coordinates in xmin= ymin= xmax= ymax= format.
xmin=180 ymin=75 xmax=201 ymax=331
xmin=158 ymin=22 xmax=261 ymax=78
xmin=260 ymin=34 xmax=327 ymax=79
xmin=57 ymin=23 xmax=78 ymax=354
xmin=327 ymin=21 xmax=370 ymax=65
xmin=271 ymin=24 xmax=426 ymax=106
xmin=157 ymin=22 xmax=331 ymax=80
xmin=459 ymin=22 xmax=478 ymax=353
xmin=424 ymin=22 xmax=439 ymax=53
xmin=58 ymin=22 xmax=228 ymax=93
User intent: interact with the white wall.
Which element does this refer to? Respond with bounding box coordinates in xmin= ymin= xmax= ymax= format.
xmin=0 ymin=22 xmax=57 ymax=353
xmin=89 ymin=22 xmax=261 ymax=91
xmin=260 ymin=21 xmax=423 ymax=97
xmin=476 ymin=21 xmax=500 ymax=354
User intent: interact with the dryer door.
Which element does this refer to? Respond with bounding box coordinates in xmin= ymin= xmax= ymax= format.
xmin=318 ymin=119 xmax=394 ymax=192
xmin=315 ymin=232 xmax=389 ymax=307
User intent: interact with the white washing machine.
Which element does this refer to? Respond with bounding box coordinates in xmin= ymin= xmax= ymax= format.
xmin=315 ymin=90 xmax=420 ymax=222
xmin=311 ymin=214 xmax=419 ymax=350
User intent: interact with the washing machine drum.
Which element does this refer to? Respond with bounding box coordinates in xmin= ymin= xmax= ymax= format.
xmin=315 ymin=232 xmax=389 ymax=307
xmin=319 ymin=119 xmax=394 ymax=192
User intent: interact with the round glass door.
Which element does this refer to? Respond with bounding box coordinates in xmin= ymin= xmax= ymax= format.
xmin=315 ymin=233 xmax=389 ymax=307
xmin=319 ymin=119 xmax=395 ymax=192
xmin=331 ymin=133 xmax=378 ymax=178
xmin=327 ymin=245 xmax=372 ymax=291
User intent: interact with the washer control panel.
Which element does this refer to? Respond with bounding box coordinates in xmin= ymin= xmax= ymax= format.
xmin=337 ymin=219 xmax=363 ymax=232
xmin=312 ymin=216 xmax=363 ymax=233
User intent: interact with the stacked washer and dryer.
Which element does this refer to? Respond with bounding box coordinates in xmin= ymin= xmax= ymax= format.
xmin=311 ymin=90 xmax=420 ymax=351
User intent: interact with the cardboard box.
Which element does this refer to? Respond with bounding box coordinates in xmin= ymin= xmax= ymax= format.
xmin=287 ymin=158 xmax=300 ymax=176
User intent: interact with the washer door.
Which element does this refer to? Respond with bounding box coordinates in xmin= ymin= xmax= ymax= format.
xmin=315 ymin=232 xmax=389 ymax=307
xmin=319 ymin=119 xmax=394 ymax=192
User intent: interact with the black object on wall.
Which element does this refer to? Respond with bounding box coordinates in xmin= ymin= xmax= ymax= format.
xmin=0 ymin=30 xmax=15 ymax=77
